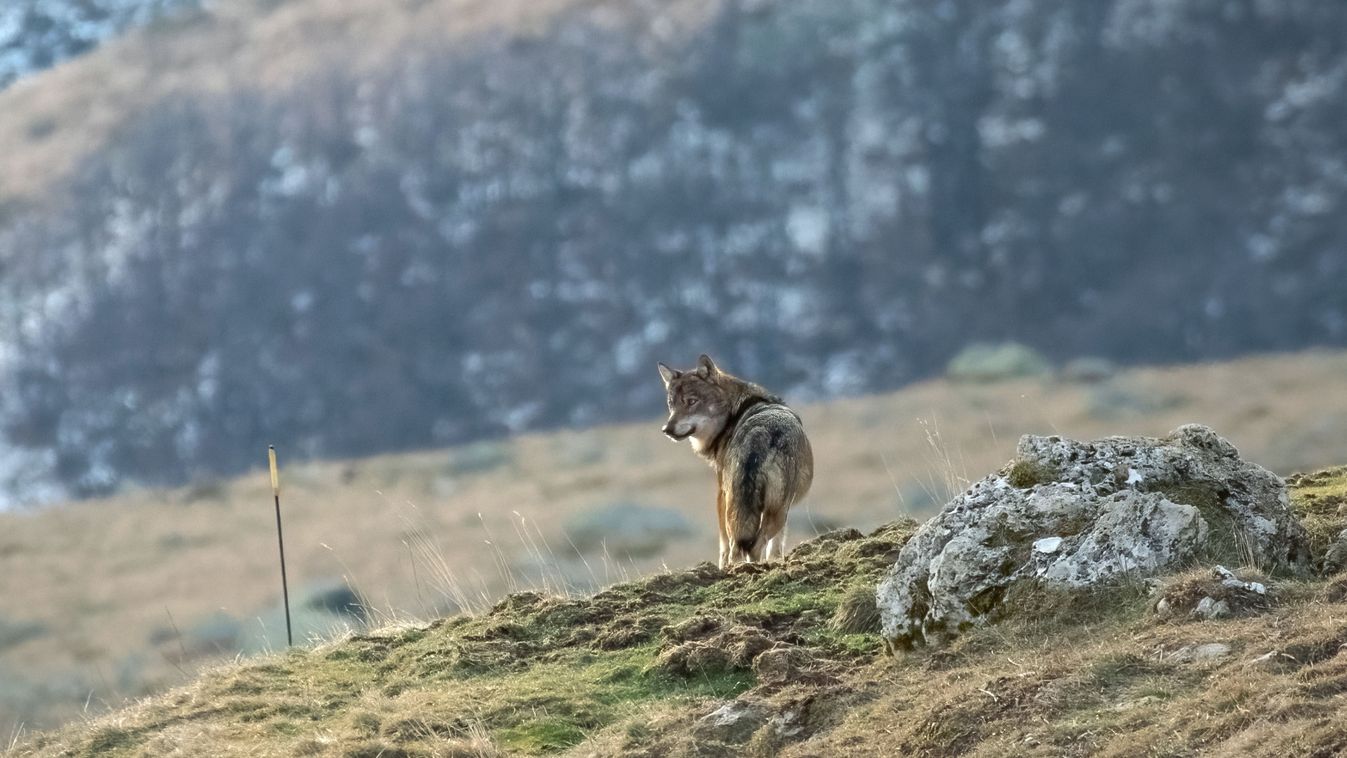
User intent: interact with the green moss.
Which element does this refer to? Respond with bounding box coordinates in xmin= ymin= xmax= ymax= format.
xmin=1006 ymin=459 xmax=1058 ymax=490
xmin=726 ymin=585 xmax=840 ymax=619
xmin=369 ymin=635 xmax=752 ymax=753
xmin=499 ymin=717 xmax=590 ymax=753
xmin=471 ymin=646 xmax=749 ymax=751
xmin=809 ymin=630 xmax=882 ymax=657
xmin=1289 ymin=467 xmax=1347 ymax=564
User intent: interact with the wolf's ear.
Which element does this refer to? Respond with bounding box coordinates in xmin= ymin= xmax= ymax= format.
xmin=657 ymin=362 xmax=679 ymax=387
xmin=697 ymin=354 xmax=720 ymax=376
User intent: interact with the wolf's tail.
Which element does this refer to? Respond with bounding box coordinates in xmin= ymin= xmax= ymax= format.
xmin=730 ymin=450 xmax=766 ymax=561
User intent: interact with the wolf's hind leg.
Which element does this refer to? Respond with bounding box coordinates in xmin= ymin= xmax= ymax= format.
xmin=746 ymin=539 xmax=765 ymax=563
xmin=756 ymin=508 xmax=786 ymax=564
xmin=761 ymin=527 xmax=785 ymax=562
xmin=717 ymin=488 xmax=731 ymax=569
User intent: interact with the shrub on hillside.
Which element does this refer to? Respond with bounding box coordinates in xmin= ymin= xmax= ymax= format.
xmin=946 ymin=343 xmax=1051 ymax=383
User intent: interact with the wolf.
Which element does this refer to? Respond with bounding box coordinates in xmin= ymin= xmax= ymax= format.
xmin=658 ymin=354 xmax=814 ymax=568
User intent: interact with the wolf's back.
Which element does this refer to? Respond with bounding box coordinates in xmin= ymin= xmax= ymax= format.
xmin=721 ymin=404 xmax=813 ymax=556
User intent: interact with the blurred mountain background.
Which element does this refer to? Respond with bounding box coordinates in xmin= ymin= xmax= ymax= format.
xmin=1 ymin=0 xmax=1345 ymax=505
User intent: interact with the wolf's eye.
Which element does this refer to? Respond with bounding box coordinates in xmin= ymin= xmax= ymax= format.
xmin=683 ymin=395 xmax=697 ymax=408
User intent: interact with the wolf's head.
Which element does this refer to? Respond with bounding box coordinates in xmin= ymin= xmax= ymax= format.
xmin=657 ymin=354 xmax=734 ymax=453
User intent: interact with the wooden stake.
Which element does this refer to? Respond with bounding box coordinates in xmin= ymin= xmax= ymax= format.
xmin=269 ymin=445 xmax=293 ymax=647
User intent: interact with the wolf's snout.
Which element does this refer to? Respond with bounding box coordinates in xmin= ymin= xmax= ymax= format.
xmin=662 ymin=420 xmax=691 ymax=441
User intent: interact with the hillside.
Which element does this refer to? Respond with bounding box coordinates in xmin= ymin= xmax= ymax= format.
xmin=4 ymin=0 xmax=1346 ymax=751
xmin=9 ymin=465 xmax=1347 ymax=756
xmin=3 ymin=0 xmax=1346 ymax=503
xmin=0 ymin=0 xmax=700 ymax=202
xmin=3 ymin=349 xmax=1347 ymax=736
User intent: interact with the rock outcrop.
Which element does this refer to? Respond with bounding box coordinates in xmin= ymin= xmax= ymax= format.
xmin=877 ymin=425 xmax=1311 ymax=650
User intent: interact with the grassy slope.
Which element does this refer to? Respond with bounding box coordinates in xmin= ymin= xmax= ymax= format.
xmin=11 ymin=468 xmax=1347 ymax=757
xmin=4 ymin=350 xmax=1347 ymax=735
xmin=10 ymin=521 xmax=914 ymax=756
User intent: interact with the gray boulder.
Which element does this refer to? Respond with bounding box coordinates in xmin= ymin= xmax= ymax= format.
xmin=1323 ymin=528 xmax=1347 ymax=574
xmin=877 ymin=424 xmax=1311 ymax=650
xmin=692 ymin=699 xmax=769 ymax=745
xmin=1168 ymin=642 xmax=1233 ymax=662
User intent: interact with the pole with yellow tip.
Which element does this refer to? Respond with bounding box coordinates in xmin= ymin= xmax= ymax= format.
xmin=269 ymin=445 xmax=293 ymax=647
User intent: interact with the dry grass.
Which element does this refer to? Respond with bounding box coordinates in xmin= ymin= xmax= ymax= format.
xmin=788 ymin=590 xmax=1347 ymax=758
xmin=2 ymin=349 xmax=1347 ymax=735
xmin=10 ymin=486 xmax=1347 ymax=757
xmin=7 ymin=521 xmax=914 ymax=756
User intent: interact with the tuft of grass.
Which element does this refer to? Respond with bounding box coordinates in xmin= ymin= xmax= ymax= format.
xmin=497 ymin=716 xmax=588 ymax=753
xmin=829 ymin=584 xmax=882 ymax=635
xmin=994 ymin=577 xmax=1156 ymax=634
xmin=1288 ymin=466 xmax=1347 ymax=567
xmin=1005 ymin=458 xmax=1058 ymax=490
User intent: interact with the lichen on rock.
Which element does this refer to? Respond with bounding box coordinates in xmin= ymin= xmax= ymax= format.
xmin=877 ymin=425 xmax=1312 ymax=650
